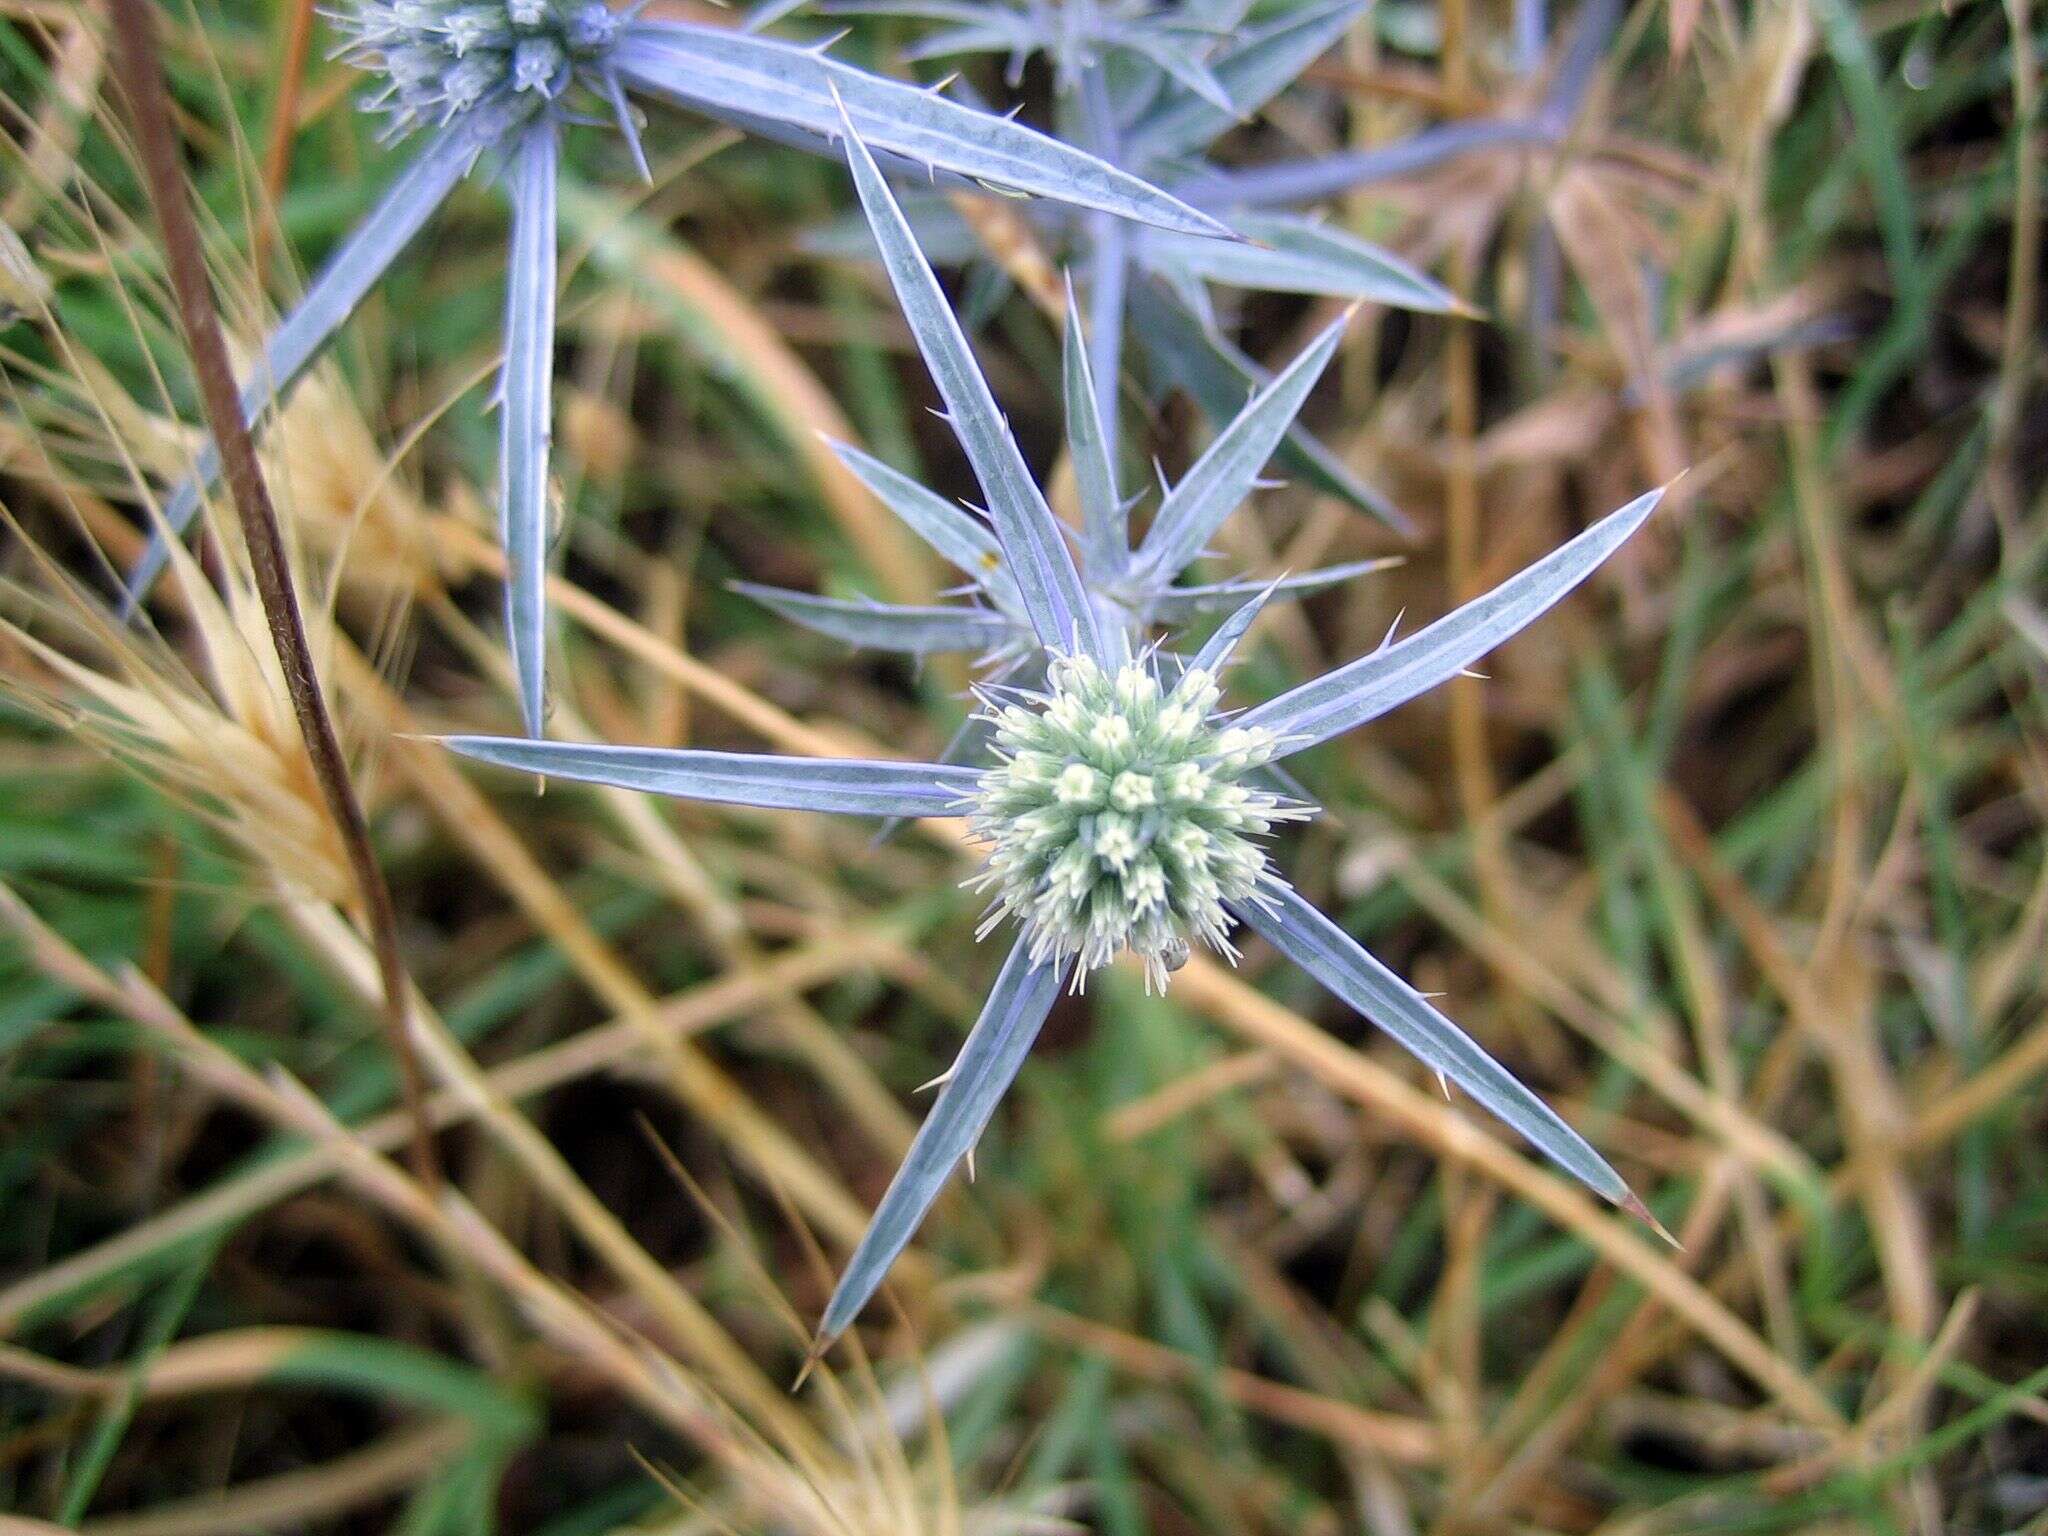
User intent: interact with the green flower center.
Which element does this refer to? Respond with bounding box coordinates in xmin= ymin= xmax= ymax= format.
xmin=969 ymin=652 xmax=1309 ymax=990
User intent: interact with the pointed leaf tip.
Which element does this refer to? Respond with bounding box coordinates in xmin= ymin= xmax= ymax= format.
xmin=1236 ymin=886 xmax=1633 ymax=1206
xmin=1621 ymin=1190 xmax=1683 ymax=1249
xmin=791 ymin=1338 xmax=828 ymax=1392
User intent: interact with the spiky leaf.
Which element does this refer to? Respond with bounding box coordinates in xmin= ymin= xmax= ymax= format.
xmin=1061 ymin=281 xmax=1127 ymax=579
xmin=827 ymin=440 xmax=1023 ymax=614
xmin=733 ymin=584 xmax=1021 ymax=655
xmin=500 ymin=120 xmax=561 ymax=736
xmin=1123 ymin=0 xmax=1364 ymax=167
xmin=1234 ymin=885 xmax=1632 ymax=1203
xmin=613 ymin=22 xmax=1233 ymax=237
xmin=1135 ymin=309 xmax=1349 ymax=583
xmin=1245 ymin=485 xmax=1667 ymax=753
xmin=839 ymin=113 xmax=1110 ymax=661
xmin=819 ymin=938 xmax=1064 ymax=1340
xmin=1149 ymin=558 xmax=1401 ymax=621
xmin=442 ymin=737 xmax=979 ymax=818
xmin=1139 ymin=212 xmax=1461 ymax=310
xmin=1128 ymin=278 xmax=1409 ymax=534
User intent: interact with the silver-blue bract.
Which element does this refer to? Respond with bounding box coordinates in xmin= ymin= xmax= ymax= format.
xmin=806 ymin=0 xmax=1626 ymax=539
xmin=121 ymin=0 xmax=1233 ymax=735
xmin=806 ymin=0 xmax=1465 ymax=528
xmin=440 ymin=118 xmax=1671 ymax=1350
xmin=750 ymin=143 xmax=1392 ymax=676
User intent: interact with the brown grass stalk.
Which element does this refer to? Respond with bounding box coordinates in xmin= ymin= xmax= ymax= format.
xmin=0 ymin=920 xmax=896 ymax=1335
xmin=103 ymin=0 xmax=438 ymax=1187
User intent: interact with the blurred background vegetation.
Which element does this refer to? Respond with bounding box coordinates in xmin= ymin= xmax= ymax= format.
xmin=0 ymin=0 xmax=2043 ymax=1531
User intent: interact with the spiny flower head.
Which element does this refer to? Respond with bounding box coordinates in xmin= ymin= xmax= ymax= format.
xmin=968 ymin=651 xmax=1308 ymax=990
xmin=336 ymin=0 xmax=628 ymax=137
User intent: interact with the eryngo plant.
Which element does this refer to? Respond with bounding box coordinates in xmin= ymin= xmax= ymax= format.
xmin=814 ymin=0 xmax=1622 ymax=527
xmin=811 ymin=0 xmax=1469 ymax=527
xmin=440 ymin=115 xmax=1670 ymax=1348
xmin=118 ymin=0 xmax=1234 ymax=735
xmin=736 ymin=280 xmax=1393 ymax=676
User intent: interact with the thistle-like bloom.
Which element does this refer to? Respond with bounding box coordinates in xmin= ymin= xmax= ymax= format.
xmin=336 ymin=1 xmax=635 ymax=142
xmin=970 ymin=652 xmax=1309 ymax=988
xmin=119 ymin=0 xmax=1233 ymax=734
xmin=441 ymin=117 xmax=1668 ymax=1348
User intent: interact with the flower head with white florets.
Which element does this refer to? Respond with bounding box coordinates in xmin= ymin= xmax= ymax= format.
xmin=967 ymin=651 xmax=1309 ymax=991
xmin=333 ymin=0 xmax=635 ymax=140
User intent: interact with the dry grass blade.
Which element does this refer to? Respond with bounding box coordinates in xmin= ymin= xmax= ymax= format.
xmin=565 ymin=183 xmax=935 ymax=605
xmin=71 ymin=1421 xmax=473 ymax=1536
xmin=0 ymin=876 xmax=982 ymax=1532
xmin=0 ymin=927 xmax=896 ymax=1333
xmin=1169 ymin=955 xmax=1848 ymax=1431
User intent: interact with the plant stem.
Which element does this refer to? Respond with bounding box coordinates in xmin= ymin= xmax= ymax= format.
xmin=105 ymin=0 xmax=440 ymax=1190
